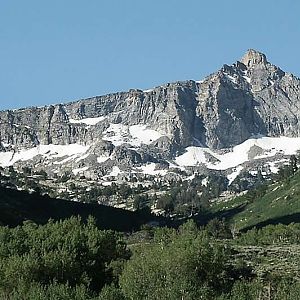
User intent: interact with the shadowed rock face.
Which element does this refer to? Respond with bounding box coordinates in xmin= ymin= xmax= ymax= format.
xmin=1 ymin=49 xmax=300 ymax=156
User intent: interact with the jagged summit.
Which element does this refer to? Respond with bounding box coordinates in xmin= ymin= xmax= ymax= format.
xmin=240 ymin=49 xmax=268 ymax=68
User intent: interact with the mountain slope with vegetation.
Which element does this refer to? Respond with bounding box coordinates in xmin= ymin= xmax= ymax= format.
xmin=1 ymin=217 xmax=300 ymax=299
xmin=0 ymin=156 xmax=300 ymax=298
xmin=0 ymin=186 xmax=154 ymax=231
xmin=210 ymin=156 xmax=300 ymax=231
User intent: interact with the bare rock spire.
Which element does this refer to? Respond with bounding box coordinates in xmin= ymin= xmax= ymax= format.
xmin=240 ymin=49 xmax=268 ymax=68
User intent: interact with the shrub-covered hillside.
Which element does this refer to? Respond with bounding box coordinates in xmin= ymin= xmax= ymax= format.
xmin=1 ymin=218 xmax=300 ymax=299
xmin=211 ymin=159 xmax=300 ymax=231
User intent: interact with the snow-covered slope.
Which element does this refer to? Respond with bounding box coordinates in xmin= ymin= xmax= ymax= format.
xmin=69 ymin=116 xmax=106 ymax=126
xmin=0 ymin=144 xmax=89 ymax=167
xmin=175 ymin=136 xmax=300 ymax=170
xmin=1 ymin=134 xmax=299 ymax=185
xmin=174 ymin=136 xmax=300 ymax=183
xmin=102 ymin=123 xmax=165 ymax=147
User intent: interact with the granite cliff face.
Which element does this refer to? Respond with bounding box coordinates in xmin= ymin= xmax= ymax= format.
xmin=1 ymin=49 xmax=300 ymax=180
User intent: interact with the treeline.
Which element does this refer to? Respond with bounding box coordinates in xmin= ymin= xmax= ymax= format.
xmin=1 ymin=217 xmax=300 ymax=299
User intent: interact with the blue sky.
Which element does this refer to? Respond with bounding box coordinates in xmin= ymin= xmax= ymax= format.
xmin=0 ymin=0 xmax=299 ymax=110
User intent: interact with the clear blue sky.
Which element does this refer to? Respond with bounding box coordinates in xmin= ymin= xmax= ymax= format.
xmin=1 ymin=0 xmax=299 ymax=110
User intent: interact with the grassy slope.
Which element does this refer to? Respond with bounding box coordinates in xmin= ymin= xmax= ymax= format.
xmin=0 ymin=186 xmax=154 ymax=231
xmin=211 ymin=171 xmax=300 ymax=230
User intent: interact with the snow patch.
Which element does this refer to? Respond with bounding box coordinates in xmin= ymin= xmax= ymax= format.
xmin=227 ymin=166 xmax=244 ymax=185
xmin=102 ymin=181 xmax=113 ymax=186
xmin=102 ymin=124 xmax=129 ymax=146
xmin=76 ymin=153 xmax=90 ymax=162
xmin=175 ymin=147 xmax=211 ymax=167
xmin=243 ymin=76 xmax=251 ymax=83
xmin=73 ymin=166 xmax=89 ymax=175
xmin=167 ymin=161 xmax=186 ymax=171
xmin=225 ymin=73 xmax=238 ymax=84
xmin=269 ymin=79 xmax=275 ymax=86
xmin=202 ymin=177 xmax=208 ymax=186
xmin=97 ymin=155 xmax=110 ymax=164
xmin=143 ymin=88 xmax=154 ymax=93
xmin=139 ymin=163 xmax=168 ymax=176
xmin=249 ymin=170 xmax=258 ymax=176
xmin=69 ymin=116 xmax=106 ymax=126
xmin=0 ymin=144 xmax=89 ymax=167
xmin=268 ymin=160 xmax=287 ymax=174
xmin=103 ymin=123 xmax=164 ymax=147
xmin=183 ymin=174 xmax=196 ymax=181
xmin=242 ymin=70 xmax=251 ymax=83
xmin=106 ymin=166 xmax=122 ymax=177
xmin=175 ymin=136 xmax=300 ymax=171
xmin=129 ymin=125 xmax=163 ymax=145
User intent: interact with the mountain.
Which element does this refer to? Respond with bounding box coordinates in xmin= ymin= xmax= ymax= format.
xmin=1 ymin=49 xmax=300 ymax=192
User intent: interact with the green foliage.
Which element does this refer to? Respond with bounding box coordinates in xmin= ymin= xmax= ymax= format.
xmin=22 ymin=166 xmax=32 ymax=176
xmin=0 ymin=217 xmax=129 ymax=297
xmin=98 ymin=284 xmax=125 ymax=300
xmin=275 ymin=164 xmax=294 ymax=181
xmin=156 ymin=185 xmax=209 ymax=217
xmin=213 ymin=167 xmax=300 ymax=230
xmin=290 ymin=155 xmax=298 ymax=174
xmin=243 ymin=184 xmax=268 ymax=202
xmin=273 ymin=279 xmax=300 ymax=299
xmin=200 ymin=173 xmax=229 ymax=201
xmin=217 ymin=279 xmax=300 ymax=300
xmin=0 ymin=281 xmax=91 ymax=300
xmin=206 ymin=218 xmax=232 ymax=239
xmin=226 ymin=280 xmax=263 ymax=300
xmin=4 ymin=155 xmax=300 ymax=299
xmin=132 ymin=194 xmax=149 ymax=210
xmin=237 ymin=223 xmax=300 ymax=245
xmin=1 ymin=217 xmax=300 ymax=299
xmin=274 ymin=156 xmax=298 ymax=182
xmin=156 ymin=193 xmax=174 ymax=213
xmin=229 ymin=170 xmax=266 ymax=193
xmin=119 ymin=221 xmax=230 ymax=299
xmin=118 ymin=183 xmax=132 ymax=199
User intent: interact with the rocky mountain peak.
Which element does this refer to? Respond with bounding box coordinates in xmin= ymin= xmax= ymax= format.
xmin=240 ymin=49 xmax=268 ymax=68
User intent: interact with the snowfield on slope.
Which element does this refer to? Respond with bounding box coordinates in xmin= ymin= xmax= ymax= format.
xmin=0 ymin=144 xmax=90 ymax=167
xmin=139 ymin=163 xmax=168 ymax=176
xmin=227 ymin=166 xmax=244 ymax=185
xmin=175 ymin=136 xmax=300 ymax=170
xmin=0 ymin=136 xmax=299 ymax=183
xmin=102 ymin=123 xmax=164 ymax=146
xmin=72 ymin=166 xmax=89 ymax=175
xmin=69 ymin=116 xmax=106 ymax=125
